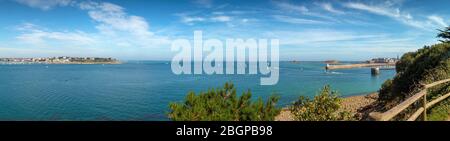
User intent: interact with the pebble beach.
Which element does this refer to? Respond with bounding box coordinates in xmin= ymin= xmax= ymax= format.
xmin=275 ymin=93 xmax=379 ymax=121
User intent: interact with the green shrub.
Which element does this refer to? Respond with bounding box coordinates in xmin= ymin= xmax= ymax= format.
xmin=168 ymin=82 xmax=281 ymax=121
xmin=290 ymin=85 xmax=353 ymax=121
xmin=379 ymin=42 xmax=450 ymax=101
xmin=428 ymin=99 xmax=450 ymax=121
xmin=379 ymin=79 xmax=393 ymax=100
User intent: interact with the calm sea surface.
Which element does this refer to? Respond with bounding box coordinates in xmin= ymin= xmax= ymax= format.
xmin=0 ymin=61 xmax=395 ymax=120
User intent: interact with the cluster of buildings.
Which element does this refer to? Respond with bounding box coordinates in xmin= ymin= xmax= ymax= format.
xmin=366 ymin=57 xmax=399 ymax=64
xmin=0 ymin=57 xmax=119 ymax=64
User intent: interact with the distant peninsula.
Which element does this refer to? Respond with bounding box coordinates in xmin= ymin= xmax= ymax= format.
xmin=0 ymin=57 xmax=121 ymax=64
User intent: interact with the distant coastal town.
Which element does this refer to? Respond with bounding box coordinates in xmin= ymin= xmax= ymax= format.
xmin=0 ymin=57 xmax=120 ymax=64
xmin=325 ymin=57 xmax=399 ymax=70
xmin=365 ymin=57 xmax=399 ymax=64
xmin=324 ymin=57 xmax=399 ymax=65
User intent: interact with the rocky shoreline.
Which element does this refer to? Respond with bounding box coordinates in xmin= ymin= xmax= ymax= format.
xmin=275 ymin=92 xmax=379 ymax=121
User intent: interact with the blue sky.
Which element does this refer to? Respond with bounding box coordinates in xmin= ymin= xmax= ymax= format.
xmin=0 ymin=0 xmax=448 ymax=61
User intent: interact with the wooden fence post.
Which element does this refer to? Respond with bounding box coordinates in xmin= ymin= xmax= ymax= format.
xmin=423 ymin=91 xmax=427 ymax=121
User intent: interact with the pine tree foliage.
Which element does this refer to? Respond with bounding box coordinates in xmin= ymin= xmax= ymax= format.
xmin=437 ymin=26 xmax=450 ymax=43
xmin=168 ymin=83 xmax=281 ymax=121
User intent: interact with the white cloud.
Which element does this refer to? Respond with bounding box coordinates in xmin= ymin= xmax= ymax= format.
xmin=273 ymin=1 xmax=341 ymax=24
xmin=176 ymin=12 xmax=234 ymax=25
xmin=428 ymin=15 xmax=447 ymax=27
xmin=14 ymin=1 xmax=170 ymax=48
xmin=212 ymin=11 xmax=224 ymax=15
xmin=210 ymin=15 xmax=231 ymax=22
xmin=344 ymin=2 xmax=445 ymax=29
xmin=383 ymin=0 xmax=407 ymax=7
xmin=79 ymin=2 xmax=153 ymax=38
xmin=266 ymin=30 xmax=382 ymax=45
xmin=273 ymin=15 xmax=327 ymax=24
xmin=14 ymin=0 xmax=73 ymax=10
xmin=16 ymin=23 xmax=96 ymax=45
xmin=268 ymin=29 xmax=426 ymax=60
xmin=175 ymin=13 xmax=206 ymax=25
xmin=319 ymin=3 xmax=344 ymax=14
xmin=0 ymin=46 xmax=67 ymax=57
xmin=345 ymin=2 xmax=401 ymax=18
xmin=182 ymin=16 xmax=206 ymax=24
xmin=193 ymin=0 xmax=213 ymax=8
xmin=79 ymin=2 xmax=170 ymax=47
xmin=273 ymin=1 xmax=308 ymax=13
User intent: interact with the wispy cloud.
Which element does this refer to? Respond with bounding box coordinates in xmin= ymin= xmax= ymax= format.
xmin=210 ymin=15 xmax=231 ymax=22
xmin=178 ymin=15 xmax=206 ymax=25
xmin=0 ymin=46 xmax=68 ymax=57
xmin=273 ymin=1 xmax=308 ymax=13
xmin=428 ymin=15 xmax=448 ymax=27
xmin=266 ymin=29 xmax=383 ymax=45
xmin=13 ymin=1 xmax=170 ymax=48
xmin=14 ymin=0 xmax=74 ymax=10
xmin=192 ymin=0 xmax=213 ymax=8
xmin=79 ymin=1 xmax=170 ymax=47
xmin=344 ymin=2 xmax=402 ymax=18
xmin=273 ymin=15 xmax=327 ymax=24
xmin=344 ymin=2 xmax=446 ymax=29
xmin=16 ymin=23 xmax=95 ymax=45
xmin=272 ymin=1 xmax=341 ymax=24
xmin=318 ymin=3 xmax=344 ymax=14
xmin=80 ymin=2 xmax=152 ymax=37
xmin=176 ymin=10 xmax=234 ymax=25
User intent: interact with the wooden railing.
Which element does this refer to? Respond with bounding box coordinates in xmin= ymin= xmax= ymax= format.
xmin=369 ymin=78 xmax=450 ymax=121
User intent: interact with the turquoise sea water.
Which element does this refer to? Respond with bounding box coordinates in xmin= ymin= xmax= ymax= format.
xmin=0 ymin=61 xmax=395 ymax=121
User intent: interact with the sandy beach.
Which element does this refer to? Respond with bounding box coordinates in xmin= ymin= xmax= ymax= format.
xmin=275 ymin=93 xmax=379 ymax=121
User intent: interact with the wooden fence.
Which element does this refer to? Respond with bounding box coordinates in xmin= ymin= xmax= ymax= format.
xmin=369 ymin=78 xmax=450 ymax=121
